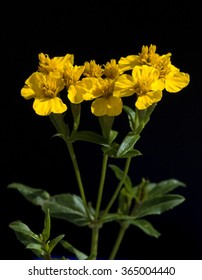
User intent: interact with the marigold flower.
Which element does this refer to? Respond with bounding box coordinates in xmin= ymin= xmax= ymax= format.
xmin=63 ymin=60 xmax=85 ymax=88
xmin=38 ymin=53 xmax=74 ymax=75
xmin=118 ymin=44 xmax=190 ymax=94
xmin=68 ymin=76 xmax=122 ymax=116
xmin=83 ymin=60 xmax=103 ymax=77
xmin=103 ymin=59 xmax=120 ymax=79
xmin=114 ymin=65 xmax=164 ymax=110
xmin=21 ymin=71 xmax=66 ymax=116
xmin=118 ymin=44 xmax=161 ymax=72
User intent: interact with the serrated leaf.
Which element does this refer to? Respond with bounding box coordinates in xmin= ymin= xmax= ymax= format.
xmin=42 ymin=193 xmax=91 ymax=226
xmin=129 ymin=219 xmax=161 ymax=238
xmin=132 ymin=194 xmax=185 ymax=219
xmin=8 ymin=183 xmax=50 ymax=206
xmin=145 ymin=179 xmax=186 ymax=198
xmin=60 ymin=240 xmax=88 ymax=260
xmin=117 ymin=133 xmax=140 ymax=157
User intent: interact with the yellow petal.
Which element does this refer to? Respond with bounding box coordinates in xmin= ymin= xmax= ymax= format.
xmin=33 ymin=97 xmax=67 ymax=116
xmin=91 ymin=96 xmax=122 ymax=117
xmin=68 ymin=84 xmax=85 ymax=103
xmin=136 ymin=90 xmax=162 ymax=110
xmin=114 ymin=74 xmax=135 ymax=97
xmin=118 ymin=55 xmax=139 ymax=72
xmin=21 ymin=86 xmax=35 ymax=99
xmin=165 ymin=72 xmax=190 ymax=93
xmin=25 ymin=72 xmax=45 ymax=96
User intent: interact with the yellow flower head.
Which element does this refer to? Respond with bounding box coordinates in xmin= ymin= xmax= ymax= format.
xmin=103 ymin=59 xmax=120 ymax=79
xmin=21 ymin=71 xmax=66 ymax=116
xmin=114 ymin=65 xmax=164 ymax=110
xmin=63 ymin=60 xmax=85 ymax=88
xmin=38 ymin=53 xmax=74 ymax=75
xmin=160 ymin=62 xmax=190 ymax=93
xmin=68 ymin=76 xmax=122 ymax=117
xmin=118 ymin=44 xmax=190 ymax=95
xmin=83 ymin=60 xmax=103 ymax=77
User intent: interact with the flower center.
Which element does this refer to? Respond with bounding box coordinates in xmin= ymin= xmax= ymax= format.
xmin=42 ymin=84 xmax=56 ymax=98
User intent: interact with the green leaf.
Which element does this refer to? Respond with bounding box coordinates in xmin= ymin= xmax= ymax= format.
xmin=117 ymin=133 xmax=140 ymax=157
xmin=123 ymin=105 xmax=136 ymax=131
xmin=118 ymin=149 xmax=142 ymax=158
xmin=129 ymin=219 xmax=161 ymax=238
xmin=26 ymin=243 xmax=44 ymax=252
xmin=134 ymin=104 xmax=157 ymax=134
xmin=60 ymin=240 xmax=88 ymax=260
xmin=42 ymin=193 xmax=91 ymax=226
xmin=70 ymin=131 xmax=109 ymax=146
xmin=109 ymin=130 xmax=118 ymax=144
xmin=8 ymin=183 xmax=50 ymax=206
xmin=9 ymin=220 xmax=43 ymax=257
xmin=145 ymin=179 xmax=186 ymax=199
xmin=49 ymin=113 xmax=70 ymax=139
xmin=41 ymin=209 xmax=51 ymax=243
xmin=109 ymin=164 xmax=132 ymax=190
xmin=9 ymin=221 xmax=41 ymax=245
xmin=132 ymin=194 xmax=185 ymax=219
xmin=48 ymin=234 xmax=65 ymax=254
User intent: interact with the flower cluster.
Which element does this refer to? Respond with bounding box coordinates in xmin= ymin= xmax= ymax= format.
xmin=21 ymin=45 xmax=190 ymax=116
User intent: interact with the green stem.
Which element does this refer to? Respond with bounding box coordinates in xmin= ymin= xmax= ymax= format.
xmin=109 ymin=222 xmax=129 ymax=260
xmin=49 ymin=113 xmax=90 ymax=220
xmin=101 ymin=157 xmax=132 ymax=220
xmin=90 ymin=225 xmax=100 ymax=259
xmin=90 ymin=154 xmax=109 ymax=259
xmin=95 ymin=154 xmax=109 ymax=219
xmin=65 ymin=140 xmax=91 ymax=220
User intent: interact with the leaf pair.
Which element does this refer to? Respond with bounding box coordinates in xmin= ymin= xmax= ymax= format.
xmin=110 ymin=164 xmax=186 ymax=238
xmin=9 ymin=210 xmax=64 ymax=259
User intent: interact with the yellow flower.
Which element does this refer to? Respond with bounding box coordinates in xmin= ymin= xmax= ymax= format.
xmin=103 ymin=59 xmax=121 ymax=79
xmin=118 ymin=44 xmax=161 ymax=72
xmin=68 ymin=77 xmax=122 ymax=116
xmin=118 ymin=44 xmax=190 ymax=94
xmin=90 ymin=78 xmax=122 ymax=116
xmin=83 ymin=60 xmax=103 ymax=77
xmin=160 ymin=63 xmax=190 ymax=93
xmin=114 ymin=65 xmax=164 ymax=110
xmin=21 ymin=71 xmax=66 ymax=116
xmin=38 ymin=53 xmax=74 ymax=75
xmin=63 ymin=60 xmax=85 ymax=88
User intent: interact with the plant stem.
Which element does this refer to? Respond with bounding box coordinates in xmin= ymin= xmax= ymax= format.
xmin=95 ymin=154 xmax=109 ymax=219
xmin=90 ymin=225 xmax=100 ymax=259
xmin=109 ymin=222 xmax=129 ymax=260
xmin=49 ymin=113 xmax=90 ymax=220
xmin=65 ymin=140 xmax=91 ymax=220
xmin=90 ymin=154 xmax=109 ymax=259
xmin=101 ymin=157 xmax=132 ymax=220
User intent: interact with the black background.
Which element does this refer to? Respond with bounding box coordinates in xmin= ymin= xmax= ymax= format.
xmin=1 ymin=1 xmax=202 ymax=260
